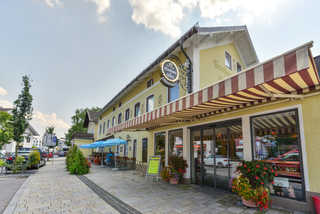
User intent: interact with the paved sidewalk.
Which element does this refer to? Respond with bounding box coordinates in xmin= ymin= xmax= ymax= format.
xmin=5 ymin=158 xmax=119 ymax=214
xmin=85 ymin=166 xmax=305 ymax=214
xmin=0 ymin=176 xmax=27 ymax=214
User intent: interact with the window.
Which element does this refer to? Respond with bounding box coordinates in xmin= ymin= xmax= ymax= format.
xmin=237 ymin=62 xmax=242 ymax=73
xmin=112 ymin=116 xmax=116 ymax=127
xmin=168 ymin=83 xmax=179 ymax=102
xmin=113 ymin=107 xmax=115 ymax=111
xmin=134 ymin=103 xmax=140 ymax=117
xmin=251 ymin=110 xmax=304 ymax=201
xmin=125 ymin=108 xmax=130 ymax=121
xmin=168 ymin=129 xmax=183 ymax=157
xmin=118 ymin=113 xmax=122 ymax=124
xmin=225 ymin=51 xmax=232 ymax=70
xmin=103 ymin=122 xmax=105 ymax=134
xmin=116 ymin=145 xmax=119 ymax=153
xmin=119 ymin=102 xmax=122 ymax=108
xmin=120 ymin=146 xmax=123 ymax=152
xmin=142 ymin=138 xmax=148 ymax=163
xmin=147 ymin=79 xmax=153 ymax=88
xmin=107 ymin=120 xmax=110 ymax=129
xmin=146 ymin=95 xmax=154 ymax=112
xmin=99 ymin=124 xmax=102 ymax=135
xmin=155 ymin=132 xmax=166 ymax=167
xmin=124 ymin=144 xmax=128 ymax=156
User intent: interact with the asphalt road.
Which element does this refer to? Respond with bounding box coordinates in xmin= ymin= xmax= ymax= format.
xmin=0 ymin=176 xmax=27 ymax=214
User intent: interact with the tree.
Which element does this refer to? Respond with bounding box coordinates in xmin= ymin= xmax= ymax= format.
xmin=0 ymin=112 xmax=13 ymax=150
xmin=11 ymin=75 xmax=33 ymax=165
xmin=65 ymin=107 xmax=100 ymax=146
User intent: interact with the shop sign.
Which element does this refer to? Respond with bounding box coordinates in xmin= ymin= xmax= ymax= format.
xmin=146 ymin=156 xmax=161 ymax=176
xmin=161 ymin=59 xmax=180 ymax=87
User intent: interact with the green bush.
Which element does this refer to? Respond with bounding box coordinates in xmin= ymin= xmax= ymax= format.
xmin=28 ymin=151 xmax=40 ymax=168
xmin=0 ymin=159 xmax=5 ymax=167
xmin=66 ymin=145 xmax=89 ymax=175
xmin=16 ymin=156 xmax=25 ymax=165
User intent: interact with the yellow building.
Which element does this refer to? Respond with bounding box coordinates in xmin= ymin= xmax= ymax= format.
xmin=86 ymin=24 xmax=320 ymax=212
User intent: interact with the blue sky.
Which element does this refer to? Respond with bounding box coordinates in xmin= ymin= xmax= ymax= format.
xmin=1 ymin=0 xmax=320 ymax=137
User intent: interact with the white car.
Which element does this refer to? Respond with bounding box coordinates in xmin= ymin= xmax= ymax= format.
xmin=204 ymin=155 xmax=229 ymax=167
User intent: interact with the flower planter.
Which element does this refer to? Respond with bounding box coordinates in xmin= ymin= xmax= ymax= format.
xmin=242 ymin=198 xmax=257 ymax=208
xmin=169 ymin=177 xmax=179 ymax=184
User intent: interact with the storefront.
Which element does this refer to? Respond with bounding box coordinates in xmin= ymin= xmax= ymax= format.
xmin=112 ymin=41 xmax=320 ymax=212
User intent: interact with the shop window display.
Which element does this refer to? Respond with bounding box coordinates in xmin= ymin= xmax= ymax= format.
xmin=251 ymin=110 xmax=304 ymax=201
xmin=169 ymin=129 xmax=183 ymax=157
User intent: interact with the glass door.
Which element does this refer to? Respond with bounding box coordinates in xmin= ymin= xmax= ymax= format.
xmin=190 ymin=119 xmax=243 ymax=189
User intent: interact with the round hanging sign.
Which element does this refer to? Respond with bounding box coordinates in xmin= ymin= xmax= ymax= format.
xmin=161 ymin=59 xmax=180 ymax=83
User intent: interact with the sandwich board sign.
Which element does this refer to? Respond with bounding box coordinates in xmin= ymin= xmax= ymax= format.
xmin=146 ymin=156 xmax=161 ymax=180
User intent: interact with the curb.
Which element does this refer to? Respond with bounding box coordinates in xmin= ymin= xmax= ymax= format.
xmin=2 ymin=174 xmax=33 ymax=214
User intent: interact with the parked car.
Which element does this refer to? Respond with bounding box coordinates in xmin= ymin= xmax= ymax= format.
xmin=204 ymin=155 xmax=230 ymax=167
xmin=58 ymin=151 xmax=66 ymax=157
xmin=6 ymin=148 xmax=46 ymax=168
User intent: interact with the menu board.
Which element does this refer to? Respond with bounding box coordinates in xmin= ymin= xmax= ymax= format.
xmin=147 ymin=156 xmax=161 ymax=176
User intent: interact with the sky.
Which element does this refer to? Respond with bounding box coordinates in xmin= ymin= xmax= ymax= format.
xmin=1 ymin=0 xmax=320 ymax=138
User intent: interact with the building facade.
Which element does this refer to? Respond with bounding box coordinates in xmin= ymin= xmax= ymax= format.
xmin=86 ymin=25 xmax=320 ymax=212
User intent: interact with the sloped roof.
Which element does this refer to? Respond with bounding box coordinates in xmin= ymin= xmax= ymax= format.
xmin=0 ymin=107 xmax=13 ymax=112
xmin=83 ymin=110 xmax=100 ymax=128
xmin=99 ymin=24 xmax=258 ymax=116
xmin=27 ymin=123 xmax=40 ymax=136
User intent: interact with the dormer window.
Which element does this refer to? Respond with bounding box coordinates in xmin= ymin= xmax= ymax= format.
xmin=147 ymin=79 xmax=153 ymax=88
xmin=118 ymin=113 xmax=122 ymax=124
xmin=225 ymin=51 xmax=232 ymax=70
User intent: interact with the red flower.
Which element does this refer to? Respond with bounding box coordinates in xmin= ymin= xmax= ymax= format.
xmin=244 ymin=164 xmax=247 ymax=168
xmin=271 ymin=169 xmax=274 ymax=173
xmin=256 ymin=165 xmax=260 ymax=168
xmin=255 ymin=176 xmax=259 ymax=180
xmin=263 ymin=172 xmax=266 ymax=175
xmin=272 ymin=181 xmax=275 ymax=185
xmin=247 ymin=169 xmax=250 ymax=172
xmin=261 ymin=182 xmax=264 ymax=185
xmin=264 ymin=167 xmax=267 ymax=170
xmin=275 ymin=173 xmax=278 ymax=176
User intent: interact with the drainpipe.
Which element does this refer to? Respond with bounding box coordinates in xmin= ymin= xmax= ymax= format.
xmin=180 ymin=41 xmax=193 ymax=94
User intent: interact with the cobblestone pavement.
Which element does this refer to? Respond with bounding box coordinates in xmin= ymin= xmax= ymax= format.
xmin=0 ymin=175 xmax=27 ymax=214
xmin=7 ymin=158 xmax=119 ymax=214
xmin=85 ymin=166 xmax=306 ymax=214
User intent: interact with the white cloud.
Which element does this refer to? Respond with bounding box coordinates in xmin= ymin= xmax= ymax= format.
xmin=128 ymin=0 xmax=287 ymax=37
xmin=128 ymin=0 xmax=185 ymax=38
xmin=0 ymin=100 xmax=13 ymax=108
xmin=42 ymin=0 xmax=63 ymax=8
xmin=0 ymin=87 xmax=8 ymax=96
xmin=30 ymin=111 xmax=70 ymax=138
xmin=88 ymin=0 xmax=111 ymax=23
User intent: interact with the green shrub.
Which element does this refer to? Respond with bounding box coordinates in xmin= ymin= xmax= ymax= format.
xmin=0 ymin=159 xmax=5 ymax=167
xmin=66 ymin=145 xmax=89 ymax=175
xmin=28 ymin=151 xmax=40 ymax=167
xmin=16 ymin=156 xmax=25 ymax=165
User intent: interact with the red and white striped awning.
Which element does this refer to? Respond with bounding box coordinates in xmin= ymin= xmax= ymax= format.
xmin=107 ymin=42 xmax=320 ymax=133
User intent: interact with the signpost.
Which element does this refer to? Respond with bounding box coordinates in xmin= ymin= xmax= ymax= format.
xmin=146 ymin=156 xmax=161 ymax=182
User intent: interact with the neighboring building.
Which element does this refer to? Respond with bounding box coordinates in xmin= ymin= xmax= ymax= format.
xmin=0 ymin=107 xmax=40 ymax=152
xmin=3 ymin=123 xmax=40 ymax=153
xmin=71 ymin=132 xmax=94 ymax=158
xmin=84 ymin=24 xmax=320 ymax=212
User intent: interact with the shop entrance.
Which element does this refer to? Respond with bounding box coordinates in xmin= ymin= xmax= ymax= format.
xmin=190 ymin=119 xmax=243 ymax=189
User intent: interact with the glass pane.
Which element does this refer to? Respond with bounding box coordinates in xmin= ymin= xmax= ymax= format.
xmin=155 ymin=132 xmax=166 ymax=167
xmin=202 ymin=128 xmax=214 ymax=186
xmin=169 ymin=83 xmax=179 ymax=102
xmin=168 ymin=129 xmax=183 ymax=157
xmin=215 ymin=127 xmax=229 ymax=189
xmin=191 ymin=129 xmax=201 ymax=184
xmin=252 ymin=110 xmax=304 ymax=200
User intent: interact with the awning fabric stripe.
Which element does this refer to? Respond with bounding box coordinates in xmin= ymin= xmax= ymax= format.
xmin=107 ymin=42 xmax=319 ymax=133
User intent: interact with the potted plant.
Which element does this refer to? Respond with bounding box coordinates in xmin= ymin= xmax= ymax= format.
xmin=232 ymin=160 xmax=276 ymax=211
xmin=168 ymin=155 xmax=188 ymax=184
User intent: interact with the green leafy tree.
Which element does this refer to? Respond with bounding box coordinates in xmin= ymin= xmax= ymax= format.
xmin=11 ymin=75 xmax=33 ymax=166
xmin=65 ymin=107 xmax=100 ymax=146
xmin=0 ymin=112 xmax=13 ymax=150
